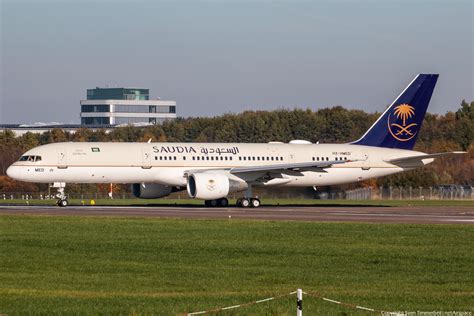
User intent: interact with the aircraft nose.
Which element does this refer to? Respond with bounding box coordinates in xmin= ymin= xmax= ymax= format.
xmin=6 ymin=165 xmax=21 ymax=180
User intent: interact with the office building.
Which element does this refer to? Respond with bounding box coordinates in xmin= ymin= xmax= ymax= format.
xmin=80 ymin=87 xmax=177 ymax=125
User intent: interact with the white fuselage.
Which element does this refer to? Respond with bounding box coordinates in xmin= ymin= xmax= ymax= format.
xmin=6 ymin=142 xmax=429 ymax=187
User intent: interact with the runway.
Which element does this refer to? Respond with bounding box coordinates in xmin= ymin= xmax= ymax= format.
xmin=0 ymin=205 xmax=473 ymax=224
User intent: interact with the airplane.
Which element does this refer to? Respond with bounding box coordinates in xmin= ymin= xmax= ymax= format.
xmin=6 ymin=74 xmax=465 ymax=207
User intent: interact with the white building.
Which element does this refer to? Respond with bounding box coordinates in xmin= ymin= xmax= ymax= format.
xmin=80 ymin=87 xmax=177 ymax=125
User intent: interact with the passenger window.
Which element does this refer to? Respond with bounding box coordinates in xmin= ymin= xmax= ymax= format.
xmin=206 ymin=157 xmax=209 ymax=160
xmin=230 ymin=157 xmax=233 ymax=160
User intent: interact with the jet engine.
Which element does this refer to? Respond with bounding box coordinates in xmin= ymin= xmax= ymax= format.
xmin=132 ymin=183 xmax=174 ymax=199
xmin=187 ymin=172 xmax=247 ymax=200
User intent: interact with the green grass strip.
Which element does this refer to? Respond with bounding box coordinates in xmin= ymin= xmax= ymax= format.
xmin=0 ymin=216 xmax=473 ymax=314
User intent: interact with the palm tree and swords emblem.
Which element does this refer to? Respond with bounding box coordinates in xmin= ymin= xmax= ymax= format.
xmin=387 ymin=103 xmax=417 ymax=142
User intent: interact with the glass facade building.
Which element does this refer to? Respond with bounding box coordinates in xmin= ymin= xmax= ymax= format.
xmin=80 ymin=87 xmax=177 ymax=125
xmin=87 ymin=88 xmax=149 ymax=100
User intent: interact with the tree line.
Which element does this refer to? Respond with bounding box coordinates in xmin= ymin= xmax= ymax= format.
xmin=1 ymin=100 xmax=472 ymax=194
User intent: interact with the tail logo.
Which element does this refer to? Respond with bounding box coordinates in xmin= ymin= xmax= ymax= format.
xmin=387 ymin=103 xmax=418 ymax=142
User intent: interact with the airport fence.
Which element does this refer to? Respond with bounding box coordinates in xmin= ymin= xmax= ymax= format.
xmin=344 ymin=185 xmax=474 ymax=200
xmin=182 ymin=288 xmax=433 ymax=315
xmin=1 ymin=185 xmax=473 ymax=201
xmin=182 ymin=289 xmax=388 ymax=316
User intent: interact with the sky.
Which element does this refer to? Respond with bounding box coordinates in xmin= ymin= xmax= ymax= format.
xmin=1 ymin=0 xmax=473 ymax=124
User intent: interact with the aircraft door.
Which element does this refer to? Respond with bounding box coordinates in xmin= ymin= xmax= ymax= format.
xmin=361 ymin=153 xmax=370 ymax=170
xmin=142 ymin=148 xmax=152 ymax=169
xmin=57 ymin=148 xmax=68 ymax=168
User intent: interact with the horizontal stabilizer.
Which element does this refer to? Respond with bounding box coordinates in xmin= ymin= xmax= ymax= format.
xmin=385 ymin=151 xmax=466 ymax=167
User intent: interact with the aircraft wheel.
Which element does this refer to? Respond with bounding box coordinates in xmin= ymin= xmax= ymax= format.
xmin=251 ymin=198 xmax=261 ymax=208
xmin=240 ymin=198 xmax=250 ymax=208
xmin=236 ymin=198 xmax=242 ymax=207
xmin=58 ymin=199 xmax=68 ymax=207
xmin=250 ymin=198 xmax=260 ymax=208
xmin=219 ymin=198 xmax=229 ymax=207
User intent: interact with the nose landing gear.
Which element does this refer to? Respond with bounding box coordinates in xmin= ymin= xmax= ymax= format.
xmin=52 ymin=182 xmax=68 ymax=207
xmin=57 ymin=198 xmax=69 ymax=207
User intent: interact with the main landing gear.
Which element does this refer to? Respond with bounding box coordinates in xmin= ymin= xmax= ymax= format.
xmin=236 ymin=185 xmax=261 ymax=208
xmin=236 ymin=197 xmax=260 ymax=208
xmin=204 ymin=197 xmax=261 ymax=208
xmin=204 ymin=198 xmax=229 ymax=207
xmin=52 ymin=182 xmax=68 ymax=207
xmin=204 ymin=186 xmax=261 ymax=208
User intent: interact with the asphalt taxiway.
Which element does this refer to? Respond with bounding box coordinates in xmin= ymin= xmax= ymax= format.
xmin=0 ymin=205 xmax=473 ymax=224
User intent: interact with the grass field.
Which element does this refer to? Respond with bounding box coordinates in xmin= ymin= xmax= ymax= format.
xmin=1 ymin=197 xmax=474 ymax=208
xmin=0 ymin=216 xmax=473 ymax=315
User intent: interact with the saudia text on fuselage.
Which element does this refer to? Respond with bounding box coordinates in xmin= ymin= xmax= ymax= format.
xmin=152 ymin=145 xmax=240 ymax=155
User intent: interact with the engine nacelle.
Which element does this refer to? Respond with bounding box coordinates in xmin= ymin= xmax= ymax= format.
xmin=186 ymin=173 xmax=231 ymax=200
xmin=132 ymin=183 xmax=173 ymax=199
xmin=187 ymin=172 xmax=248 ymax=200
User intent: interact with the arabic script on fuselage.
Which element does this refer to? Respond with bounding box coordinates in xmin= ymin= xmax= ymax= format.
xmin=152 ymin=145 xmax=240 ymax=155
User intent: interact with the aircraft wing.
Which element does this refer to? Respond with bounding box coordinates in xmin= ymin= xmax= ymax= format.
xmin=384 ymin=151 xmax=466 ymax=167
xmin=185 ymin=159 xmax=357 ymax=176
xmin=229 ymin=160 xmax=351 ymax=173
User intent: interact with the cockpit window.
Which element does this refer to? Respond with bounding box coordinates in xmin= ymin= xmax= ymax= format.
xmin=19 ymin=155 xmax=42 ymax=162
